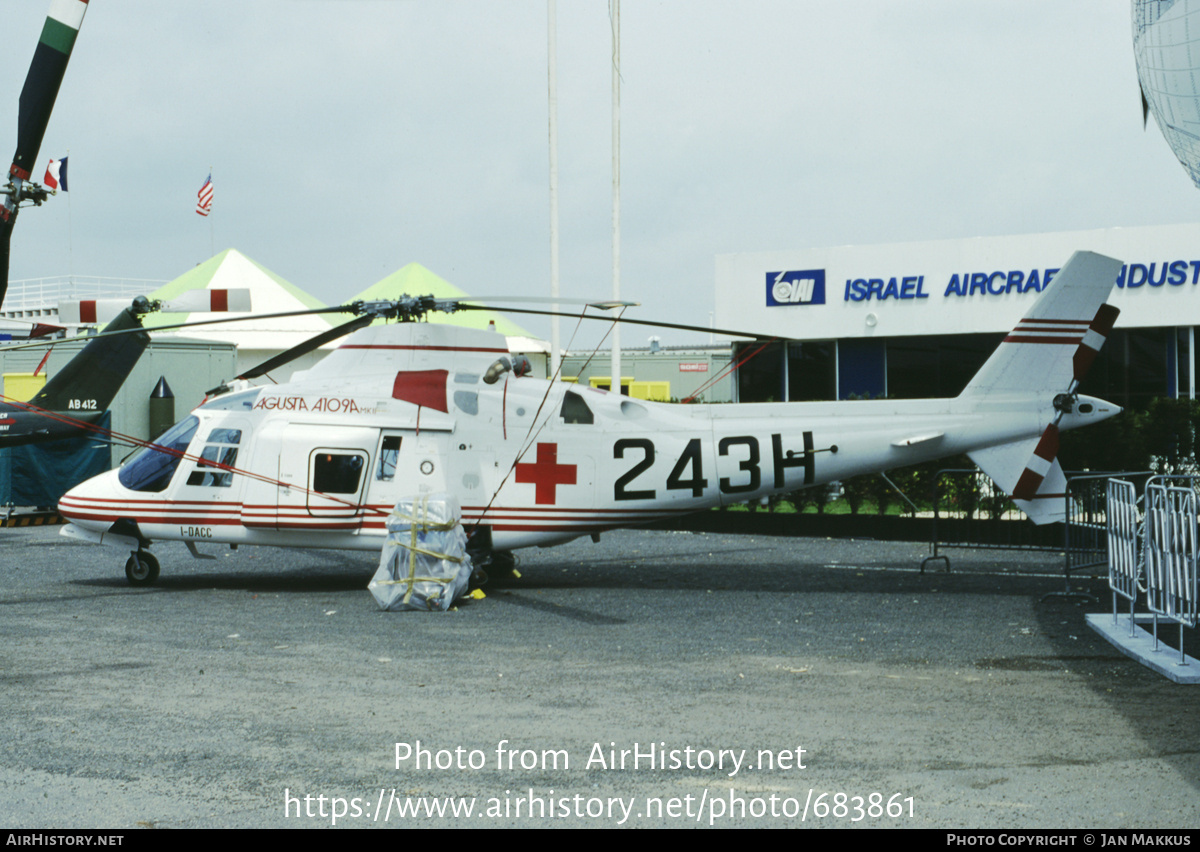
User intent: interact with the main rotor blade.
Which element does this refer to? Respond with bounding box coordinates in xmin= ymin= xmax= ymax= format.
xmin=457 ymin=303 xmax=770 ymax=340
xmin=140 ymin=304 xmax=353 ymax=333
xmin=10 ymin=0 xmax=89 ymax=182
xmin=0 ymin=304 xmax=355 ymax=352
xmin=0 ymin=216 xmax=12 ymax=308
xmin=237 ymin=314 xmax=374 ymax=380
xmin=456 ymin=295 xmax=640 ymax=309
xmin=0 ymin=1 xmax=90 ymax=311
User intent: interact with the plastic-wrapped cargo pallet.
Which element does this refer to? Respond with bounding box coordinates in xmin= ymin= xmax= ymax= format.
xmin=368 ymin=493 xmax=473 ymax=611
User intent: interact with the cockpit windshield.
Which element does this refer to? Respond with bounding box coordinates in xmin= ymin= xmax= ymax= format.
xmin=117 ymin=416 xmax=199 ymax=493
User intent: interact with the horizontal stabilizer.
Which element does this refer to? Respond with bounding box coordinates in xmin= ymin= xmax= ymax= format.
xmin=891 ymin=432 xmax=944 ymax=448
xmin=969 ymin=440 xmax=1071 ymax=525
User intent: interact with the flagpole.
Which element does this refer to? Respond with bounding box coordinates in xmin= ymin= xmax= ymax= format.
xmin=548 ymin=0 xmax=561 ymax=379
xmin=66 ymin=148 xmax=73 ymax=288
xmin=610 ymin=0 xmax=621 ymax=396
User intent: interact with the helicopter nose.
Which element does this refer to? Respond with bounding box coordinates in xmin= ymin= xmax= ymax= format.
xmin=58 ymin=468 xmax=121 ymax=531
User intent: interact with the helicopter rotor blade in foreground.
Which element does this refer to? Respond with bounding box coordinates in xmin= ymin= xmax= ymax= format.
xmin=0 ymin=0 xmax=90 ymax=309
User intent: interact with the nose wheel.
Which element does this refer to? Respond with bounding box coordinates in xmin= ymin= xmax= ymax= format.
xmin=125 ymin=551 xmax=160 ymax=586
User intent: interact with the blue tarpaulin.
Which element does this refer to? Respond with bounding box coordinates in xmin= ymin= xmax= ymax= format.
xmin=0 ymin=413 xmax=113 ymax=508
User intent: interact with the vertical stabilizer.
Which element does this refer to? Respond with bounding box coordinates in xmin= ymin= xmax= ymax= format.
xmin=961 ymin=251 xmax=1124 ymax=525
xmin=969 ymin=440 xmax=1069 ymax=525
xmin=960 ymin=251 xmax=1121 ymax=398
xmin=29 ymin=307 xmax=150 ymax=412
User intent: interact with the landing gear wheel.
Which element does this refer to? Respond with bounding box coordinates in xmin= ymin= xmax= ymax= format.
xmin=482 ymin=550 xmax=519 ymax=584
xmin=125 ymin=551 xmax=160 ymax=586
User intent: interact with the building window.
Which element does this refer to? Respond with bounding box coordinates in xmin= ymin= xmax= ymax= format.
xmin=837 ymin=338 xmax=886 ymax=399
xmin=885 ymin=338 xmax=940 ymax=399
xmin=1177 ymin=328 xmax=1193 ymax=399
xmin=885 ymin=334 xmax=1001 ymax=398
xmin=735 ymin=341 xmax=785 ymax=402
xmin=786 ymin=341 xmax=836 ymax=401
xmin=1080 ymin=329 xmax=1171 ymax=411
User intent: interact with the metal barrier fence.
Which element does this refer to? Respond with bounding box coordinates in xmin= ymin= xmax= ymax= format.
xmin=922 ymin=469 xmax=1057 ymax=573
xmin=1102 ymin=475 xmax=1200 ymax=669
xmin=1145 ymin=479 xmax=1199 ymax=629
xmin=1061 ymin=473 xmax=1120 ymax=594
xmin=922 ymin=468 xmax=1146 ymax=594
xmin=1105 ymin=478 xmax=1140 ymax=605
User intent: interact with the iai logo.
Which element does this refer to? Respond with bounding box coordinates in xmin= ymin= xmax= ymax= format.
xmin=766 ymin=270 xmax=826 ymax=306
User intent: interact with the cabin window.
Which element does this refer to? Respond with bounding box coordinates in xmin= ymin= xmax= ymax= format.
xmin=560 ymin=390 xmax=594 ymax=424
xmin=118 ymin=416 xmax=199 ymax=493
xmin=186 ymin=428 xmax=242 ymax=487
xmin=377 ymin=436 xmax=402 ymax=481
xmin=313 ymin=453 xmax=365 ymax=494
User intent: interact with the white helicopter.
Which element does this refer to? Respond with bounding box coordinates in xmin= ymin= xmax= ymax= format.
xmin=56 ymin=250 xmax=1124 ymax=586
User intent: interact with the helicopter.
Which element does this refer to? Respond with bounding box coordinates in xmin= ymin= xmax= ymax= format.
xmin=0 ymin=289 xmax=251 ymax=447
xmin=54 ymin=250 xmax=1124 ymax=586
xmin=0 ymin=302 xmax=148 ymax=447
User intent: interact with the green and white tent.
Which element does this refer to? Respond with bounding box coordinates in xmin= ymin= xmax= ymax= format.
xmin=145 ymin=254 xmax=548 ymax=381
xmin=351 ymin=263 xmax=548 ymax=354
xmin=145 ymin=249 xmax=337 ymax=380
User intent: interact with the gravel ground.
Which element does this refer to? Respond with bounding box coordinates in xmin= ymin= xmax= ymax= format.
xmin=0 ymin=523 xmax=1197 ymax=829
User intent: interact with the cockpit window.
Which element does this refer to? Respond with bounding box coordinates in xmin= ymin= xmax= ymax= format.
xmin=560 ymin=390 xmax=594 ymax=425
xmin=186 ymin=428 xmax=242 ymax=488
xmin=377 ymin=435 xmax=401 ymax=481
xmin=118 ymin=416 xmax=199 ymax=493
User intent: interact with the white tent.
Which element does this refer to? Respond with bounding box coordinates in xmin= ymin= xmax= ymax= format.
xmin=145 ymin=249 xmax=338 ymax=381
xmin=145 ymin=252 xmax=551 ymax=382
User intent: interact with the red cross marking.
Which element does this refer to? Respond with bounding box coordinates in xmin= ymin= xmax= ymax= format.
xmin=514 ymin=442 xmax=577 ymax=505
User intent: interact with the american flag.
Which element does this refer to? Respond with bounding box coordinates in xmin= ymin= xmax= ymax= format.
xmin=196 ymin=174 xmax=213 ymax=216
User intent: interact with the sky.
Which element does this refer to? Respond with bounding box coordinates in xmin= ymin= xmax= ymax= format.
xmin=1 ymin=0 xmax=1198 ymax=347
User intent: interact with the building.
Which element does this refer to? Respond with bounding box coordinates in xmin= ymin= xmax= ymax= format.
xmin=560 ymin=342 xmax=733 ymax=403
xmin=716 ymin=224 xmax=1200 ymax=410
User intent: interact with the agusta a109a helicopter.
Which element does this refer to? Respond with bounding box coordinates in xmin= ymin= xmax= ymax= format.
xmin=56 ymin=251 xmax=1123 ymax=586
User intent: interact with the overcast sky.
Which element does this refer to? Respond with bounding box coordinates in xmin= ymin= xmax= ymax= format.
xmin=1 ymin=0 xmax=1197 ymax=346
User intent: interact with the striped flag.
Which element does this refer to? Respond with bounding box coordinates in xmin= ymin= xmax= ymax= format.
xmin=44 ymin=156 xmax=67 ymax=191
xmin=196 ymin=173 xmax=213 ymax=216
